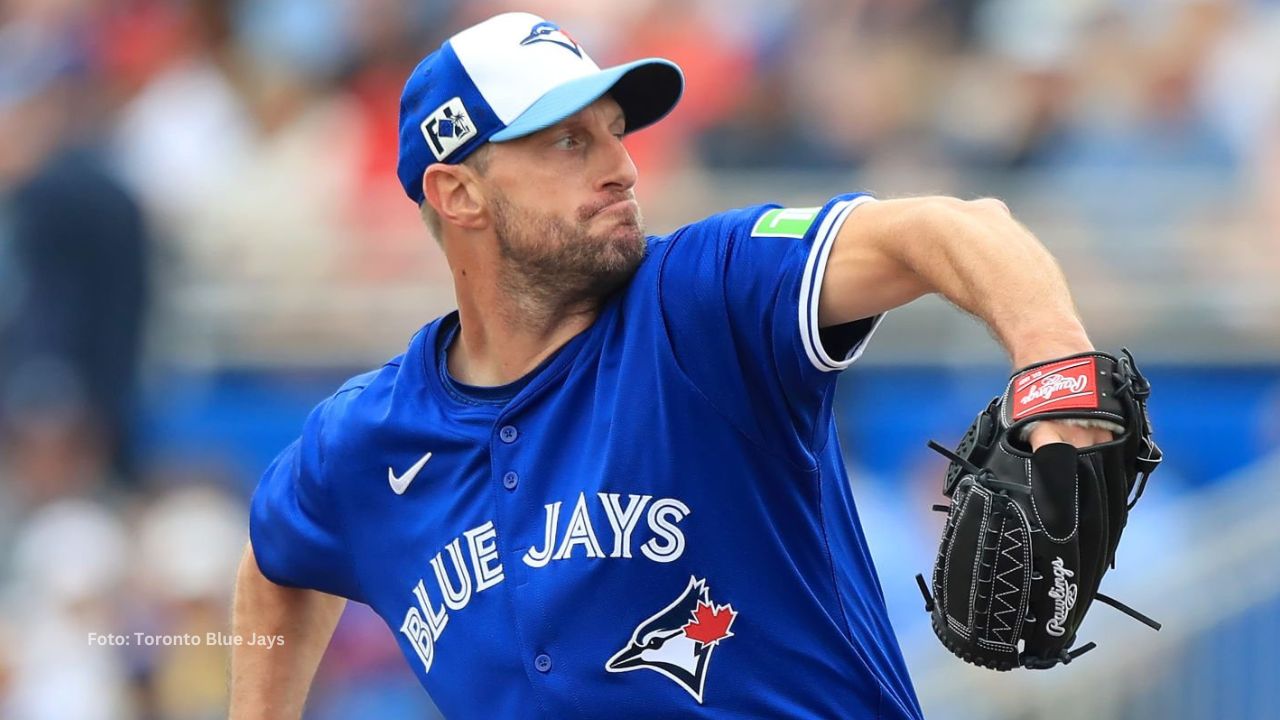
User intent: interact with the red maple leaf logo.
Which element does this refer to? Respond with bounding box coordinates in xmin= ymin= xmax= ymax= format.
xmin=683 ymin=602 xmax=737 ymax=647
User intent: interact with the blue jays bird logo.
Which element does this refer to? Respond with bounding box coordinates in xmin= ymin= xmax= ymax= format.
xmin=519 ymin=21 xmax=583 ymax=58
xmin=606 ymin=576 xmax=738 ymax=704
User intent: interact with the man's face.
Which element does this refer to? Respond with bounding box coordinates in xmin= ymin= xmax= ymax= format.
xmin=480 ymin=96 xmax=645 ymax=303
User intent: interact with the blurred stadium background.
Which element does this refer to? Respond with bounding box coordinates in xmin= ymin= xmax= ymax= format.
xmin=1 ymin=0 xmax=1278 ymax=718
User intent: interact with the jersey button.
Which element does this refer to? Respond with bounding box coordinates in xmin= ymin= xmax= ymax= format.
xmin=502 ymin=471 xmax=519 ymax=490
xmin=534 ymin=654 xmax=552 ymax=673
xmin=499 ymin=425 xmax=519 ymax=444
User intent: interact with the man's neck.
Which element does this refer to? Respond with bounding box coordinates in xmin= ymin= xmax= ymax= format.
xmin=447 ymin=284 xmax=601 ymax=387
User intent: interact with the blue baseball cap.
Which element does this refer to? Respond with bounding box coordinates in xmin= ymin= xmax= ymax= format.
xmin=396 ymin=12 xmax=684 ymax=204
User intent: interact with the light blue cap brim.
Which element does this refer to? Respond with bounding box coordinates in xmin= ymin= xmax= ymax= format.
xmin=490 ymin=58 xmax=683 ymax=142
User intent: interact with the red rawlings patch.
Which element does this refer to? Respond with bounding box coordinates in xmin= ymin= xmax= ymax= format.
xmin=1011 ymin=357 xmax=1099 ymax=421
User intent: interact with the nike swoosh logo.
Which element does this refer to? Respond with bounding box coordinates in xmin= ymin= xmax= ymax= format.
xmin=388 ymin=452 xmax=432 ymax=495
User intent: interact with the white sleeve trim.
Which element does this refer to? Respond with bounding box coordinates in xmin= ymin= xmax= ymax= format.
xmin=797 ymin=195 xmax=882 ymax=373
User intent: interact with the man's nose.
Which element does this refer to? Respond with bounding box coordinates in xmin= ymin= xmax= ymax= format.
xmin=596 ymin=134 xmax=638 ymax=193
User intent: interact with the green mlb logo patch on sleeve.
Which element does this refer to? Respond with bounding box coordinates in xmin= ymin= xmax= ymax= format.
xmin=750 ymin=207 xmax=821 ymax=238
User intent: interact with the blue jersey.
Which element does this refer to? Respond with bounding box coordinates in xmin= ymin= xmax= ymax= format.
xmin=250 ymin=193 xmax=924 ymax=719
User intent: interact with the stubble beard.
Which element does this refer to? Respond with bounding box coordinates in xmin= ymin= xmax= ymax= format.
xmin=491 ymin=190 xmax=648 ymax=318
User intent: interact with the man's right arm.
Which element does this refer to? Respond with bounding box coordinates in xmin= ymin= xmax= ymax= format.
xmin=229 ymin=543 xmax=347 ymax=720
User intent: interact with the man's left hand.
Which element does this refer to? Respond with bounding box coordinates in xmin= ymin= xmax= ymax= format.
xmin=1027 ymin=419 xmax=1113 ymax=451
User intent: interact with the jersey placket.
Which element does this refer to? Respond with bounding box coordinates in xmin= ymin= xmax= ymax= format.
xmin=488 ymin=404 xmax=561 ymax=718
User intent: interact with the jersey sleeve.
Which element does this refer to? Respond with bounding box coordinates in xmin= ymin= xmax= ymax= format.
xmin=656 ymin=193 xmax=883 ymax=453
xmin=248 ymin=396 xmax=364 ymax=601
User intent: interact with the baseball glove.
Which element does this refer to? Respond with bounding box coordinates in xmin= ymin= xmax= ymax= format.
xmin=914 ymin=349 xmax=1163 ymax=670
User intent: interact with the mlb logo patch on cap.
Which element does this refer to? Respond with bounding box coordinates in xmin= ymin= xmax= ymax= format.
xmin=396 ymin=12 xmax=684 ymax=203
xmin=421 ymin=97 xmax=476 ymax=161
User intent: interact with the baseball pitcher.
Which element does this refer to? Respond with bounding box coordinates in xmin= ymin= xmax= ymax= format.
xmin=231 ymin=12 xmax=1159 ymax=719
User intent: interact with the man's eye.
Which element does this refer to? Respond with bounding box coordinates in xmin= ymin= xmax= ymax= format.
xmin=555 ymin=135 xmax=580 ymax=149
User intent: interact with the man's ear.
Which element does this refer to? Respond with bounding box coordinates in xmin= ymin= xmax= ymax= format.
xmin=422 ymin=164 xmax=487 ymax=230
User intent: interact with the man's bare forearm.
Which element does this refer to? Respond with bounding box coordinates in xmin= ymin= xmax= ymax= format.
xmin=229 ymin=544 xmax=347 ymax=720
xmin=897 ymin=197 xmax=1093 ymax=365
xmin=820 ymin=196 xmax=1094 ymax=366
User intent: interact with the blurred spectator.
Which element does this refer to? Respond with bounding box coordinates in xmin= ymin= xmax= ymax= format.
xmin=127 ymin=484 xmax=246 ymax=720
xmin=1199 ymin=0 xmax=1280 ymax=160
xmin=0 ymin=21 xmax=151 ymax=489
xmin=697 ymin=62 xmax=861 ymax=170
xmin=1047 ymin=2 xmax=1235 ymax=172
xmin=108 ymin=0 xmax=253 ymax=227
xmin=935 ymin=0 xmax=1086 ymax=168
xmin=0 ymin=499 xmax=133 ymax=720
xmin=607 ymin=0 xmax=756 ymax=178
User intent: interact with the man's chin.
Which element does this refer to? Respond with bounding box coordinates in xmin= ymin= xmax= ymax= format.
xmin=601 ymin=229 xmax=647 ymax=269
xmin=579 ymin=232 xmax=646 ymax=293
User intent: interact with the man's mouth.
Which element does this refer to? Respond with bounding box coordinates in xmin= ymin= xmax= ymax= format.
xmin=597 ymin=198 xmax=636 ymax=216
xmin=584 ymin=195 xmax=636 ymax=220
